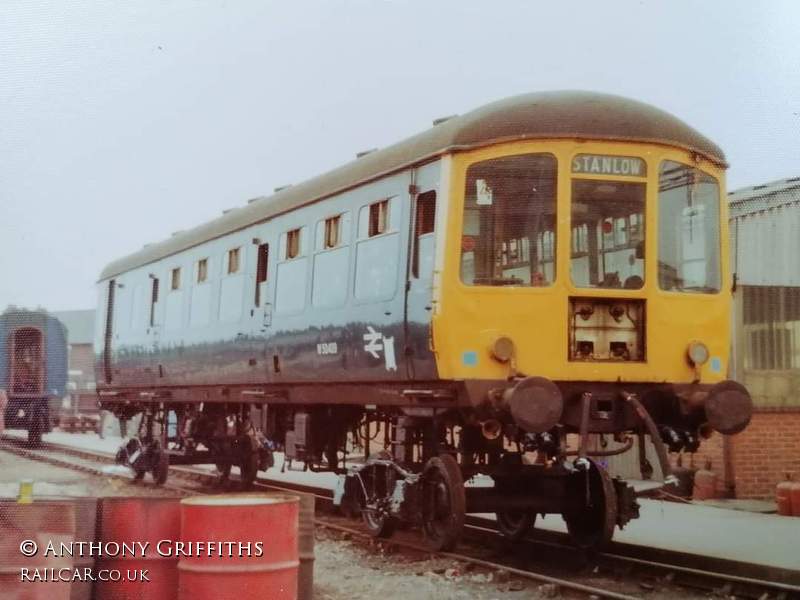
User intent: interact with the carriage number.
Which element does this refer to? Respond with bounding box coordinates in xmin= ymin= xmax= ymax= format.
xmin=317 ymin=342 xmax=338 ymax=355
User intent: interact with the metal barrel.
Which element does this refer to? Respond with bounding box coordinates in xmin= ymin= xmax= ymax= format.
xmin=178 ymin=493 xmax=299 ymax=600
xmin=0 ymin=499 xmax=77 ymax=600
xmin=95 ymin=496 xmax=182 ymax=600
xmin=297 ymin=493 xmax=315 ymax=600
xmin=67 ymin=497 xmax=99 ymax=600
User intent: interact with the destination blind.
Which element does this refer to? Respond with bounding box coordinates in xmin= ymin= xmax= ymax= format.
xmin=572 ymin=154 xmax=646 ymax=177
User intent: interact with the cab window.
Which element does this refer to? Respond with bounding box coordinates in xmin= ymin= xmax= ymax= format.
xmin=460 ymin=153 xmax=557 ymax=286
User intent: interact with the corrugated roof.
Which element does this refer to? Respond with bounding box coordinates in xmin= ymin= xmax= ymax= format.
xmin=728 ymin=176 xmax=800 ymax=219
xmin=99 ymin=90 xmax=726 ymax=280
xmin=51 ymin=309 xmax=95 ymax=345
xmin=728 ymin=176 xmax=800 ymax=287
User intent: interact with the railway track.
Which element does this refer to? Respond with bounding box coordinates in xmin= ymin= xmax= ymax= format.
xmin=2 ymin=434 xmax=798 ymax=599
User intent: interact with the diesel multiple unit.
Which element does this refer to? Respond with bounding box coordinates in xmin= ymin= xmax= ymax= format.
xmin=96 ymin=91 xmax=752 ymax=550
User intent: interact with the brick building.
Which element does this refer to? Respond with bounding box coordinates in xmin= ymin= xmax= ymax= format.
xmin=51 ymin=309 xmax=97 ymax=415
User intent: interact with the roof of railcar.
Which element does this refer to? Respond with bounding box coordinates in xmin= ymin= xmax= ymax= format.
xmin=100 ymin=90 xmax=726 ymax=280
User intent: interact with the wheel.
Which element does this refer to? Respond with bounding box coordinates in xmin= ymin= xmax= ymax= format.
xmin=362 ymin=507 xmax=397 ymax=538
xmin=421 ymin=454 xmax=466 ymax=551
xmin=496 ymin=510 xmax=535 ymax=542
xmin=152 ymin=448 xmax=169 ymax=485
xmin=562 ymin=460 xmax=617 ymax=551
xmin=359 ymin=463 xmax=398 ymax=538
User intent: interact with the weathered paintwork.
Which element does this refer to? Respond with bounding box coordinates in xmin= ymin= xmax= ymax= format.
xmin=96 ymin=162 xmax=441 ymax=393
xmin=433 ymin=139 xmax=732 ymax=387
xmin=0 ymin=309 xmax=68 ymax=398
xmin=1 ymin=308 xmax=68 ymax=429
xmin=95 ymin=94 xmax=735 ymax=420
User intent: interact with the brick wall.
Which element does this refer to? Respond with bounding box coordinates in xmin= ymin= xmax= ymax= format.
xmin=673 ymin=410 xmax=800 ymax=499
xmin=730 ymin=411 xmax=800 ymax=499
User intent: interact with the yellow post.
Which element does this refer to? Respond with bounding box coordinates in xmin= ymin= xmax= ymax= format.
xmin=17 ymin=479 xmax=33 ymax=504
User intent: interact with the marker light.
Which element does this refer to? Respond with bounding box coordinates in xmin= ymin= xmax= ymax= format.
xmin=687 ymin=341 xmax=710 ymax=366
xmin=490 ymin=336 xmax=515 ymax=363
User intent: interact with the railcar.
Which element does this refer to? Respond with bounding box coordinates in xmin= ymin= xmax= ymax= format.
xmin=96 ymin=91 xmax=752 ymax=550
xmin=1 ymin=308 xmax=68 ymax=444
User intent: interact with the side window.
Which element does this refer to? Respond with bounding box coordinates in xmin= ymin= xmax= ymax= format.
xmin=286 ymin=228 xmax=301 ymax=259
xmin=412 ymin=191 xmax=436 ymax=278
xmin=358 ymin=197 xmax=397 ymax=239
xmin=324 ymin=215 xmax=341 ymax=249
xmin=197 ymin=258 xmax=208 ymax=283
xmin=368 ymin=200 xmax=389 ymax=237
xmin=171 ymin=267 xmax=181 ymax=290
xmin=254 ymin=243 xmax=269 ymax=307
xmin=227 ymin=248 xmax=240 ymax=274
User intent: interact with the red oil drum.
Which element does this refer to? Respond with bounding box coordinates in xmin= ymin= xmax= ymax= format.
xmin=178 ymin=494 xmax=299 ymax=600
xmin=0 ymin=389 xmax=7 ymax=433
xmin=0 ymin=499 xmax=76 ymax=600
xmin=692 ymin=461 xmax=718 ymax=501
xmin=67 ymin=497 xmax=99 ymax=600
xmin=789 ymin=480 xmax=800 ymax=517
xmin=297 ymin=493 xmax=315 ymax=600
xmin=95 ymin=496 xmax=182 ymax=600
xmin=776 ymin=475 xmax=794 ymax=516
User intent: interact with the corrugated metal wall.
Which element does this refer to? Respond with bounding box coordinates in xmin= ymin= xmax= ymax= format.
xmin=729 ymin=181 xmax=800 ymax=408
xmin=730 ymin=189 xmax=799 ymax=287
xmin=741 ymin=286 xmax=800 ymax=371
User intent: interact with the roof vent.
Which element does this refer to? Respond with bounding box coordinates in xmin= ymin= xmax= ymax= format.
xmin=170 ymin=230 xmax=183 ymax=237
xmin=433 ymin=114 xmax=458 ymax=126
xmin=222 ymin=208 xmax=236 ymax=215
xmin=356 ymin=148 xmax=378 ymax=158
xmin=142 ymin=243 xmax=153 ymax=249
xmin=273 ymin=185 xmax=292 ymax=193
xmin=785 ymin=177 xmax=800 ymax=183
xmin=246 ymin=196 xmax=262 ymax=205
xmin=753 ymin=184 xmax=768 ymax=190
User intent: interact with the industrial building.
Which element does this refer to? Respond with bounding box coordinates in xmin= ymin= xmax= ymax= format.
xmin=692 ymin=177 xmax=800 ymax=499
xmin=51 ymin=309 xmax=98 ymax=429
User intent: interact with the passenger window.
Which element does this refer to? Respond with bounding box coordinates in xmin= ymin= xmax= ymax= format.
xmin=255 ymin=243 xmax=269 ymax=307
xmin=197 ymin=258 xmax=208 ymax=283
xmin=324 ymin=215 xmax=341 ymax=249
xmin=171 ymin=267 xmax=181 ymax=290
xmin=227 ymin=248 xmax=240 ymax=274
xmin=412 ymin=191 xmax=436 ymax=278
xmin=368 ymin=200 xmax=389 ymax=237
xmin=286 ymin=228 xmax=301 ymax=259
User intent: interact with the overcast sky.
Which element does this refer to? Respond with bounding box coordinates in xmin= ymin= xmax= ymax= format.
xmin=1 ymin=1 xmax=798 ymax=311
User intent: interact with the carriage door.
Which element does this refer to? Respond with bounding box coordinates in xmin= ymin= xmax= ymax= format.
xmin=253 ymin=241 xmax=272 ymax=329
xmin=10 ymin=327 xmax=44 ymax=395
xmin=103 ymin=279 xmax=115 ymax=383
xmin=404 ymin=177 xmax=439 ymax=379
